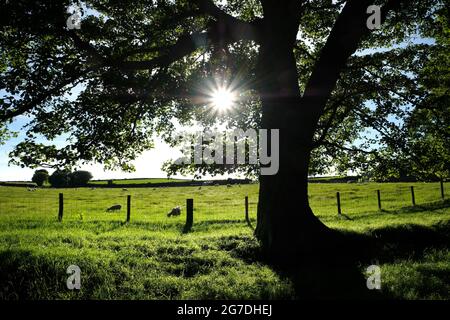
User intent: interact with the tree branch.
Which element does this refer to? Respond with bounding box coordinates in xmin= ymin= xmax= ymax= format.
xmin=298 ymin=0 xmax=404 ymax=139
xmin=196 ymin=0 xmax=236 ymax=21
xmin=120 ymin=0 xmax=261 ymax=70
xmin=196 ymin=0 xmax=261 ymax=43
xmin=322 ymin=140 xmax=379 ymax=156
xmin=119 ymin=31 xmax=210 ymax=70
xmin=311 ymin=89 xmax=354 ymax=149
xmin=0 ymin=69 xmax=89 ymax=122
xmin=68 ymin=21 xmax=259 ymax=72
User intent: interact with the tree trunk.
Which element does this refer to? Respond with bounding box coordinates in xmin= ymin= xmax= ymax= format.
xmin=255 ymin=24 xmax=330 ymax=263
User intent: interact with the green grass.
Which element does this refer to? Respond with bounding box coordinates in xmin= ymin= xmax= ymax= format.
xmin=0 ymin=182 xmax=448 ymax=300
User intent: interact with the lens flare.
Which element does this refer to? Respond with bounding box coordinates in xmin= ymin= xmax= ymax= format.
xmin=210 ymin=87 xmax=236 ymax=111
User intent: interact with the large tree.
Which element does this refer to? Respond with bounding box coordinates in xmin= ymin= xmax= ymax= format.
xmin=0 ymin=0 xmax=446 ymax=262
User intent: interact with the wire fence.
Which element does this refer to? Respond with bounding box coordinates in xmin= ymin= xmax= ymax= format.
xmin=0 ymin=182 xmax=448 ymax=228
xmin=0 ymin=186 xmax=259 ymax=228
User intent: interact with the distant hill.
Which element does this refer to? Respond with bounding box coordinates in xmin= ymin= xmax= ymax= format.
xmin=0 ymin=181 xmax=37 ymax=187
xmin=1 ymin=176 xmax=363 ymax=188
xmin=308 ymin=176 xmax=360 ymax=183
xmin=88 ymin=178 xmax=253 ymax=188
xmin=89 ymin=178 xmax=191 ymax=185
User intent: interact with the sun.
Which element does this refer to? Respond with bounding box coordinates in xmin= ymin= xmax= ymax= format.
xmin=210 ymin=87 xmax=236 ymax=111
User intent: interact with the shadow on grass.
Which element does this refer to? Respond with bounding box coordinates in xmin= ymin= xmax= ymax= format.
xmin=394 ymin=198 xmax=450 ymax=213
xmin=177 ymin=219 xmax=255 ymax=234
xmin=338 ymin=199 xmax=450 ymax=221
xmin=228 ymin=220 xmax=449 ymax=299
xmin=1 ymin=219 xmax=448 ymax=299
xmin=338 ymin=213 xmax=353 ymax=220
xmin=382 ymin=198 xmax=449 ymax=214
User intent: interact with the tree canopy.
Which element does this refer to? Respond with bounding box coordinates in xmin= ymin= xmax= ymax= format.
xmin=0 ymin=0 xmax=447 ymax=179
xmin=369 ymin=6 xmax=449 ymax=181
xmin=31 ymin=168 xmax=49 ymax=186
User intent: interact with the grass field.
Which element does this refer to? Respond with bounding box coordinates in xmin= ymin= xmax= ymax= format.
xmin=0 ymin=182 xmax=448 ymax=300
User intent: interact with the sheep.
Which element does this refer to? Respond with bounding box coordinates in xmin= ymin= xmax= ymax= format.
xmin=106 ymin=204 xmax=122 ymax=212
xmin=167 ymin=206 xmax=181 ymax=217
xmin=122 ymin=188 xmax=128 ymax=191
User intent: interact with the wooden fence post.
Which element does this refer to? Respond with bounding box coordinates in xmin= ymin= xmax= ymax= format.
xmin=410 ymin=186 xmax=416 ymax=206
xmin=336 ymin=192 xmax=342 ymax=215
xmin=126 ymin=195 xmax=131 ymax=222
xmin=377 ymin=190 xmax=381 ymax=211
xmin=58 ymin=193 xmax=64 ymax=222
xmin=245 ymin=196 xmax=253 ymax=229
xmin=441 ymin=180 xmax=445 ymax=199
xmin=184 ymin=198 xmax=193 ymax=232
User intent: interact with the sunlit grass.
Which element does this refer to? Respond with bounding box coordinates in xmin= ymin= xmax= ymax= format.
xmin=0 ymin=182 xmax=448 ymax=299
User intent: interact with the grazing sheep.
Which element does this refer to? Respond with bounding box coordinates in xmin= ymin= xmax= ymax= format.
xmin=106 ymin=204 xmax=122 ymax=212
xmin=167 ymin=206 xmax=181 ymax=217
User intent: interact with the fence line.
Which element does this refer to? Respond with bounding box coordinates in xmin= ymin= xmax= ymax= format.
xmin=0 ymin=183 xmax=447 ymax=229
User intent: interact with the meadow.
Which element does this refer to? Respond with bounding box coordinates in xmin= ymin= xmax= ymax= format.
xmin=0 ymin=182 xmax=448 ymax=300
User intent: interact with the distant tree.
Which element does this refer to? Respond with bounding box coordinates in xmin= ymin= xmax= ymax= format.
xmin=48 ymin=170 xmax=71 ymax=188
xmin=31 ymin=169 xmax=49 ymax=187
xmin=70 ymin=170 xmax=93 ymax=187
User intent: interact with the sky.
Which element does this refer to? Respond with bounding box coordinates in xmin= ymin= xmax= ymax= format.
xmin=0 ymin=130 xmax=188 ymax=182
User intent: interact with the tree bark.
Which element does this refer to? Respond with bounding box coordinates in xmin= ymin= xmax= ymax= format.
xmin=253 ymin=0 xmax=392 ymax=264
xmin=254 ymin=18 xmax=330 ymax=263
